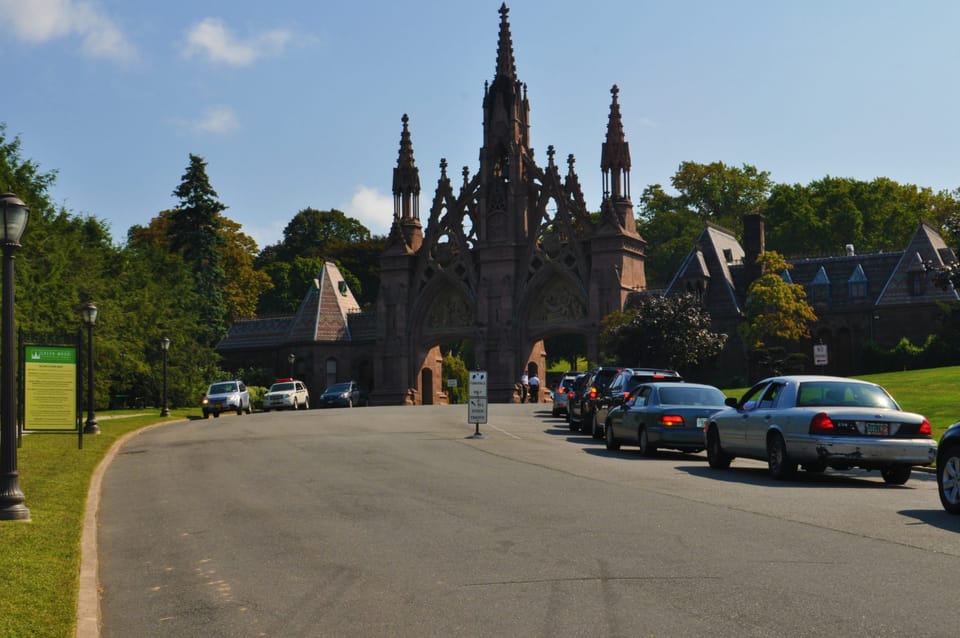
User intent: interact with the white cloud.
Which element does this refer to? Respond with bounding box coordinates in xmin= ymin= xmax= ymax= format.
xmin=345 ymin=187 xmax=393 ymax=236
xmin=183 ymin=17 xmax=291 ymax=66
xmin=192 ymin=106 xmax=239 ymax=134
xmin=0 ymin=0 xmax=136 ymax=63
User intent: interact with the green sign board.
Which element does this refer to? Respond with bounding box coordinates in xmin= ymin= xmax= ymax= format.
xmin=24 ymin=345 xmax=78 ymax=431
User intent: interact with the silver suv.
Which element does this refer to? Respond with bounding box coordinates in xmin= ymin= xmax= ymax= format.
xmin=263 ymin=379 xmax=310 ymax=411
xmin=202 ymin=380 xmax=252 ymax=418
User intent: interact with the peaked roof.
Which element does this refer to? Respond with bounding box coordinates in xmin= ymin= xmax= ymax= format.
xmin=666 ymin=223 xmax=745 ymax=314
xmin=217 ymin=261 xmax=363 ymax=352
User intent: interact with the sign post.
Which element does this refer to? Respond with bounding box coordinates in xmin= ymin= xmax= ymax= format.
xmin=467 ymin=370 xmax=488 ymax=438
xmin=813 ymin=343 xmax=828 ymax=367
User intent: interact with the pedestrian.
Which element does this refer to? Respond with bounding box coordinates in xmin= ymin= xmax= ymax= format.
xmin=519 ymin=371 xmax=529 ymax=403
xmin=528 ymin=373 xmax=540 ymax=403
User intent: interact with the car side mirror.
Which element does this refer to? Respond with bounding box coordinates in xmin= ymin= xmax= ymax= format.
xmin=724 ymin=396 xmax=738 ymax=408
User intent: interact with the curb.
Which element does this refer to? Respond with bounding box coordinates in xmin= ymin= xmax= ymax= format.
xmin=75 ymin=419 xmax=186 ymax=638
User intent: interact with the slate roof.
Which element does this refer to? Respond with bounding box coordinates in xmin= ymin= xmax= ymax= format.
xmin=218 ymin=261 xmax=366 ymax=352
xmin=666 ymin=219 xmax=959 ymax=312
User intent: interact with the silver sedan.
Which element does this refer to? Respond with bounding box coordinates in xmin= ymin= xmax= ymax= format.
xmin=704 ymin=375 xmax=937 ymax=484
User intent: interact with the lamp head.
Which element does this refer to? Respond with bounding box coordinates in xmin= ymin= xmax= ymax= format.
xmin=0 ymin=193 xmax=29 ymax=247
xmin=81 ymin=303 xmax=98 ymax=327
xmin=161 ymin=336 xmax=171 ymax=351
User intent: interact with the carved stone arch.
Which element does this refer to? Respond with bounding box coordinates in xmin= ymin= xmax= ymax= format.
xmin=410 ymin=273 xmax=476 ymax=343
xmin=518 ymin=264 xmax=589 ymax=336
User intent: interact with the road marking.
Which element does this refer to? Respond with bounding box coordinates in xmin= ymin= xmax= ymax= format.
xmin=488 ymin=424 xmax=522 ymax=439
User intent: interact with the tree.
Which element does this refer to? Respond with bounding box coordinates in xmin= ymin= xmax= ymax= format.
xmin=599 ymin=293 xmax=727 ymax=372
xmin=738 ymin=251 xmax=818 ymax=350
xmin=169 ymin=154 xmax=228 ymax=346
xmin=129 ymin=209 xmax=271 ymax=321
xmin=638 ymin=162 xmax=772 ymax=286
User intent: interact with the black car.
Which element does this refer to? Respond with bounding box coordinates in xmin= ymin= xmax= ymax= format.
xmin=566 ymin=373 xmax=593 ymax=432
xmin=573 ymin=366 xmax=626 ymax=438
xmin=591 ymin=368 xmax=684 ymax=439
xmin=937 ymin=421 xmax=960 ymax=514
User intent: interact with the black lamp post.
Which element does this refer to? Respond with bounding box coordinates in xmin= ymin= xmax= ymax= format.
xmin=160 ymin=336 xmax=170 ymax=416
xmin=0 ymin=193 xmax=30 ymax=521
xmin=288 ymin=353 xmax=295 ymax=377
xmin=82 ymin=303 xmax=99 ymax=434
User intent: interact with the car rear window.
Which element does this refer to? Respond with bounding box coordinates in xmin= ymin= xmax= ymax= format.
xmin=659 ymin=386 xmax=726 ymax=406
xmin=796 ymin=382 xmax=898 ymax=409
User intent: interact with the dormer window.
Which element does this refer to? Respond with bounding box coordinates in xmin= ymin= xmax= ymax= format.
xmin=809 ymin=266 xmax=831 ymax=305
xmin=722 ymin=248 xmax=734 ymax=264
xmin=847 ymin=264 xmax=868 ymax=299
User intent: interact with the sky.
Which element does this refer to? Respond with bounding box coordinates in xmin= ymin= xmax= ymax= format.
xmin=2 ymin=1 xmax=960 ymax=250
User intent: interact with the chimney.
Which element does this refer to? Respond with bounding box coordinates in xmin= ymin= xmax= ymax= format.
xmin=743 ymin=212 xmax=765 ymax=280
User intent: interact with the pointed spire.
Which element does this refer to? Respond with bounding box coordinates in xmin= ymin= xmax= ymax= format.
xmin=495 ymin=3 xmax=517 ymax=83
xmin=392 ymin=113 xmax=421 ymax=222
xmin=601 ymin=85 xmax=632 ymax=200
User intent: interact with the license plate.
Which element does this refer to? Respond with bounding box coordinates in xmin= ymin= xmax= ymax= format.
xmin=863 ymin=422 xmax=889 ymax=436
xmin=696 ymin=417 xmax=707 ymax=429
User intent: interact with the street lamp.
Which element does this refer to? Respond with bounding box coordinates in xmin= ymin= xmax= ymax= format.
xmin=82 ymin=303 xmax=99 ymax=434
xmin=0 ymin=193 xmax=30 ymax=520
xmin=288 ymin=353 xmax=295 ymax=377
xmin=160 ymin=337 xmax=170 ymax=416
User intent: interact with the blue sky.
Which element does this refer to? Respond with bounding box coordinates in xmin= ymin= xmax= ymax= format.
xmin=2 ymin=1 xmax=959 ymax=249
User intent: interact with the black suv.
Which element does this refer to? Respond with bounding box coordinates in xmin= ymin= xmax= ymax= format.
xmin=592 ymin=368 xmax=683 ymax=438
xmin=573 ymin=366 xmax=626 ymax=438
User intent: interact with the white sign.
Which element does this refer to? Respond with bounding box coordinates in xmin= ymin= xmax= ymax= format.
xmin=468 ymin=397 xmax=488 ymax=424
xmin=447 ymin=378 xmax=458 ymax=388
xmin=469 ymin=371 xmax=487 ymax=397
xmin=813 ymin=344 xmax=828 ymax=366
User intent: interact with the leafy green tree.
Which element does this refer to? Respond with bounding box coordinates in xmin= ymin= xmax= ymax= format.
xmin=600 ymin=292 xmax=727 ymax=371
xmin=738 ymin=251 xmax=818 ymax=349
xmin=169 ymin=154 xmax=228 ymax=346
xmin=638 ymin=162 xmax=772 ymax=286
xmin=442 ymin=350 xmax=469 ymax=404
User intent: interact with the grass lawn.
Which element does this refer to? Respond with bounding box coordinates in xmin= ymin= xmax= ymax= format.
xmin=3 ymin=368 xmax=960 ymax=637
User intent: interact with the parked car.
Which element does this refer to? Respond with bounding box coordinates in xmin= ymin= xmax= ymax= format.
xmin=571 ymin=366 xmax=625 ymax=438
xmin=262 ymin=378 xmax=310 ymax=411
xmin=566 ymin=373 xmax=592 ymax=432
xmin=704 ymin=375 xmax=936 ymax=484
xmin=936 ymin=421 xmax=960 ymax=513
xmin=604 ymin=382 xmax=727 ymax=455
xmin=592 ymin=368 xmax=684 ymax=439
xmin=318 ymin=381 xmax=362 ymax=408
xmin=201 ymin=380 xmax=251 ymax=418
xmin=551 ymin=373 xmax=583 ymax=417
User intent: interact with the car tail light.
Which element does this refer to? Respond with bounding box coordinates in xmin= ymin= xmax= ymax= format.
xmin=809 ymin=412 xmax=834 ymax=434
xmin=589 ymin=387 xmax=597 ymax=400
xmin=623 ymin=391 xmax=631 ymax=401
xmin=567 ymin=391 xmax=575 ymax=399
xmin=660 ymin=414 xmax=683 ymax=427
xmin=919 ymin=419 xmax=932 ymax=436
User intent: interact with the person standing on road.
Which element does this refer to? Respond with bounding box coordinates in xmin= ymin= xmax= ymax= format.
xmin=519 ymin=372 xmax=529 ymax=403
xmin=528 ymin=373 xmax=540 ymax=403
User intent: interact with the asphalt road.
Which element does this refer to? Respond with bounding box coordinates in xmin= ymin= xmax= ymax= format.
xmin=96 ymin=403 xmax=960 ymax=637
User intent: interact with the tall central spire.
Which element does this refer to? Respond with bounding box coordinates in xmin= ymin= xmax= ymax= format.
xmin=495 ymin=3 xmax=517 ymax=83
xmin=601 ymin=85 xmax=631 ymax=201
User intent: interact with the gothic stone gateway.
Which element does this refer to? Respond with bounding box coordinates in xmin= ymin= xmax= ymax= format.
xmin=372 ymin=4 xmax=646 ymax=405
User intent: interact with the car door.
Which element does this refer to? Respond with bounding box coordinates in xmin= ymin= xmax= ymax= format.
xmin=626 ymin=385 xmax=654 ymax=445
xmin=718 ymin=381 xmax=770 ymax=454
xmin=742 ymin=381 xmax=786 ymax=454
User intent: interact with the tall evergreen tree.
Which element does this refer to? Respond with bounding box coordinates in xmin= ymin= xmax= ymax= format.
xmin=169 ymin=154 xmax=228 ymax=346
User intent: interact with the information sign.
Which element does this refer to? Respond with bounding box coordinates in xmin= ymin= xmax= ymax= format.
xmin=24 ymin=345 xmax=78 ymax=430
xmin=813 ymin=344 xmax=828 ymax=366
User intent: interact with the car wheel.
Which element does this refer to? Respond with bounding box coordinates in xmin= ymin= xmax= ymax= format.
xmin=304 ymin=398 xmax=310 ymax=410
xmin=348 ymin=398 xmax=353 ymax=408
xmin=767 ymin=433 xmax=797 ymax=480
xmin=246 ymin=403 xmax=252 ymax=415
xmin=237 ymin=406 xmax=243 ymax=415
xmin=638 ymin=427 xmax=658 ymax=457
xmin=292 ymin=398 xmax=299 ymax=410
xmin=706 ymin=426 xmax=732 ymax=469
xmin=552 ymin=407 xmax=559 ymax=418
xmin=605 ymin=423 xmax=620 ymax=451
xmin=881 ymin=464 xmax=912 ymax=485
xmin=213 ymin=412 xmax=220 ymax=418
xmin=937 ymin=444 xmax=960 ymax=514
xmin=568 ymin=417 xmax=578 ymax=432
xmin=203 ymin=410 xmax=210 ymax=419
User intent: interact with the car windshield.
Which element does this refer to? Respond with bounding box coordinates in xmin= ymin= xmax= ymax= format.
xmin=209 ymin=382 xmax=237 ymax=394
xmin=270 ymin=383 xmax=294 ymax=392
xmin=659 ymin=386 xmax=726 ymax=406
xmin=326 ymin=383 xmax=351 ymax=393
xmin=796 ymin=381 xmax=899 ymax=409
